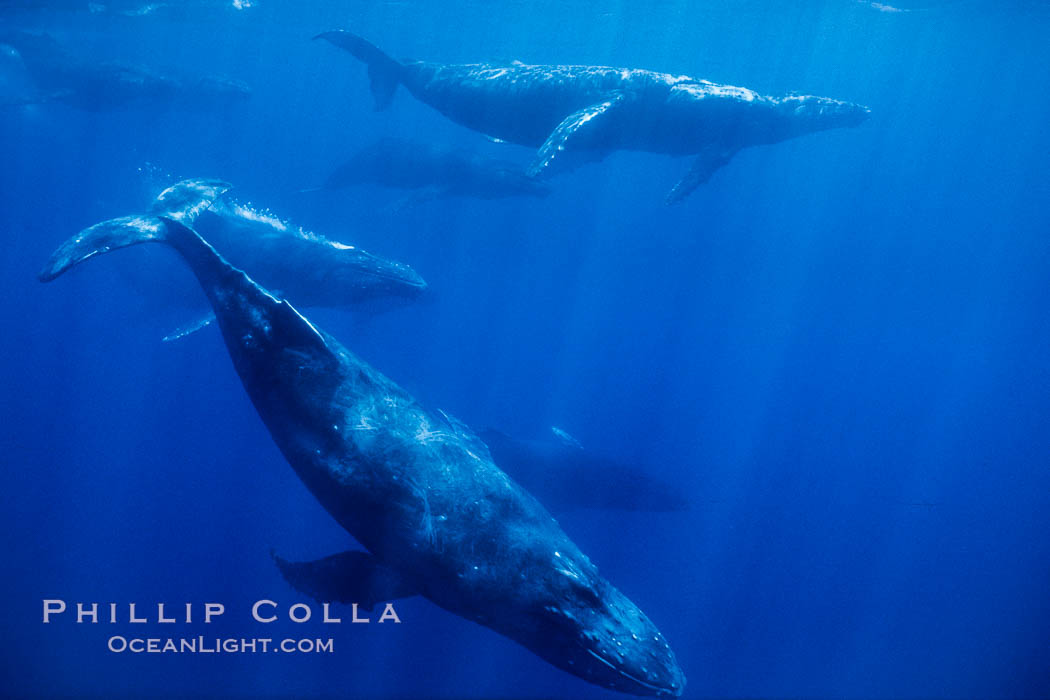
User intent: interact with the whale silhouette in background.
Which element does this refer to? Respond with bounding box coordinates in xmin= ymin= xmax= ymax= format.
xmin=0 ymin=1 xmax=253 ymax=16
xmin=38 ymin=191 xmax=686 ymax=697
xmin=316 ymin=30 xmax=869 ymax=203
xmin=480 ymin=427 xmax=690 ymax=513
xmin=312 ymin=137 xmax=551 ymax=202
xmin=0 ymin=31 xmax=249 ymax=110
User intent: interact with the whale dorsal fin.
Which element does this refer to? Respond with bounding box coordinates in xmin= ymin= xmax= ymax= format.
xmin=527 ymin=92 xmax=628 ymax=178
xmin=665 ymin=145 xmax=740 ymax=205
xmin=272 ymin=550 xmax=416 ymax=611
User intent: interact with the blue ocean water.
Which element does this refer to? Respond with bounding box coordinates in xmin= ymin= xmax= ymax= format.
xmin=1 ymin=1 xmax=1048 ymax=698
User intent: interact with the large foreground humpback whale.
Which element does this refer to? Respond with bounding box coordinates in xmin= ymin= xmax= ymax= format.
xmin=38 ymin=201 xmax=685 ymax=697
xmin=317 ymin=30 xmax=870 ymax=203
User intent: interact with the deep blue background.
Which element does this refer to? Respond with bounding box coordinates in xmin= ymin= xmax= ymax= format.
xmin=1 ymin=1 xmax=1048 ymax=698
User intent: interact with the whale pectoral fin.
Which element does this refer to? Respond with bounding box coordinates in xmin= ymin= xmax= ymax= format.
xmin=665 ymin=146 xmax=739 ymax=205
xmin=528 ymin=92 xmax=627 ymax=178
xmin=550 ymin=426 xmax=583 ymax=450
xmin=272 ymin=550 xmax=416 ymax=611
xmin=161 ymin=311 xmax=216 ymax=342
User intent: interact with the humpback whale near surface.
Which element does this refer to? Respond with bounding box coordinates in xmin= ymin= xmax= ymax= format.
xmin=317 ymin=30 xmax=869 ymax=203
xmin=38 ymin=192 xmax=686 ymax=697
xmin=42 ymin=179 xmax=427 ymax=329
xmin=152 ymin=179 xmax=427 ymax=309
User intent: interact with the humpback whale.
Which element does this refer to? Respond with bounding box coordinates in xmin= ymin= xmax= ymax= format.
xmin=152 ymin=179 xmax=427 ymax=309
xmin=480 ymin=427 xmax=690 ymax=513
xmin=0 ymin=31 xmax=249 ymax=110
xmin=43 ymin=179 xmax=426 ymax=338
xmin=313 ymin=137 xmax=550 ymax=202
xmin=0 ymin=1 xmax=251 ymax=15
xmin=316 ymin=30 xmax=870 ymax=203
xmin=38 ymin=195 xmax=686 ymax=697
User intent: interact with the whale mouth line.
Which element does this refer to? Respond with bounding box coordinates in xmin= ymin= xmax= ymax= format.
xmin=356 ymin=268 xmax=427 ymax=288
xmin=326 ymin=260 xmax=425 ymax=289
xmin=583 ymin=647 xmax=676 ymax=695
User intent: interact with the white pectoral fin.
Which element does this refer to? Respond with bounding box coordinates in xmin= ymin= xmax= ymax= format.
xmin=528 ymin=92 xmax=627 ymax=178
xmin=161 ymin=312 xmax=216 ymax=342
xmin=666 ymin=146 xmax=739 ymax=205
xmin=550 ymin=426 xmax=583 ymax=450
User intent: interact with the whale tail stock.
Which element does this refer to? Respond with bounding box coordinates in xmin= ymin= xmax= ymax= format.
xmin=315 ymin=30 xmax=403 ymax=111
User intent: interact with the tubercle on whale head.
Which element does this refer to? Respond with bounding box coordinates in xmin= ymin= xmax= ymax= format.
xmin=515 ymin=550 xmax=686 ymax=697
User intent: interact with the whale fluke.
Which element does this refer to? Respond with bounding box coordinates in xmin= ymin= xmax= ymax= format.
xmin=38 ymin=215 xmax=171 ymax=283
xmin=38 ymin=215 xmax=213 ymax=283
xmin=38 ymin=181 xmax=230 ymax=283
xmin=315 ymin=30 xmax=403 ymax=110
xmin=40 ymin=212 xmax=334 ymax=365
